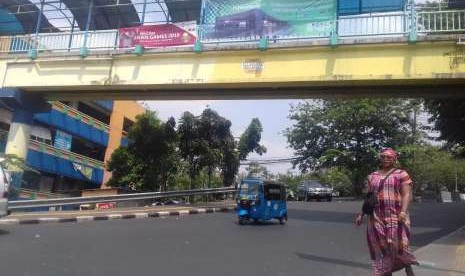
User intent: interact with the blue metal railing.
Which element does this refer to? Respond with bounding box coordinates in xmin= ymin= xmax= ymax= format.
xmin=1 ymin=9 xmax=465 ymax=56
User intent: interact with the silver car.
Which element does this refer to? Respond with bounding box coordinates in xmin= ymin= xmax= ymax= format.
xmin=0 ymin=159 xmax=9 ymax=217
xmin=297 ymin=180 xmax=333 ymax=202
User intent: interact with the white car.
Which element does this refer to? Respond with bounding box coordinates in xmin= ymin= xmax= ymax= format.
xmin=0 ymin=159 xmax=10 ymax=218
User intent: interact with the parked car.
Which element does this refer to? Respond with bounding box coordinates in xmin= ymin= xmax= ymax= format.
xmin=297 ymin=180 xmax=333 ymax=201
xmin=163 ymin=199 xmax=180 ymax=205
xmin=287 ymin=190 xmax=296 ymax=201
xmin=0 ymin=158 xmax=10 ymax=217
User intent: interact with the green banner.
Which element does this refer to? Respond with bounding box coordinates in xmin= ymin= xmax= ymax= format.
xmin=202 ymin=0 xmax=336 ymax=39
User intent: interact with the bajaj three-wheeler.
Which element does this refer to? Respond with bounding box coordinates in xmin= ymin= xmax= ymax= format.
xmin=236 ymin=177 xmax=287 ymax=225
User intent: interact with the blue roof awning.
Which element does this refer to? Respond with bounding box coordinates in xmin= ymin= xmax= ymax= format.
xmin=165 ymin=0 xmax=201 ymax=23
xmin=0 ymin=8 xmax=24 ymax=35
xmin=61 ymin=0 xmax=141 ymax=30
xmin=1 ymin=0 xmax=57 ymax=33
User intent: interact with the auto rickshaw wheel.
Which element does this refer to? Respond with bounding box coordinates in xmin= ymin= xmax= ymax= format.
xmin=238 ymin=217 xmax=245 ymax=225
xmin=279 ymin=215 xmax=287 ymax=225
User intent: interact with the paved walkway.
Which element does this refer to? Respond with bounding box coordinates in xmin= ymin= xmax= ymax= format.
xmin=394 ymin=227 xmax=465 ymax=276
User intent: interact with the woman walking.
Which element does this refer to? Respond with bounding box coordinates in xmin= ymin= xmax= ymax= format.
xmin=355 ymin=148 xmax=418 ymax=276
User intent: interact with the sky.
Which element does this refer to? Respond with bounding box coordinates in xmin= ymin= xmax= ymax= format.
xmin=142 ymin=100 xmax=302 ymax=175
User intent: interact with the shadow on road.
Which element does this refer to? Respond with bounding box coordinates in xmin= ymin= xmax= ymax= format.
xmin=295 ymin=252 xmax=465 ymax=275
xmin=290 ymin=209 xmax=354 ymax=224
xmin=0 ymin=229 xmax=10 ymax=235
xmin=295 ymin=252 xmax=371 ymax=270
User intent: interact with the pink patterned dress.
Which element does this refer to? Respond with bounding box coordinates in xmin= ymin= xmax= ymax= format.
xmin=366 ymin=169 xmax=418 ymax=275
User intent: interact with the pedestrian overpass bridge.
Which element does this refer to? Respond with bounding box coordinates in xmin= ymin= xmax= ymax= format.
xmin=1 ymin=3 xmax=465 ymax=100
xmin=1 ymin=34 xmax=465 ymax=100
xmin=1 ymin=1 xmax=465 ymax=192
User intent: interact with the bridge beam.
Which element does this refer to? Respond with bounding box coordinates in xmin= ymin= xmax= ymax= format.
xmin=1 ymin=40 xmax=465 ymax=100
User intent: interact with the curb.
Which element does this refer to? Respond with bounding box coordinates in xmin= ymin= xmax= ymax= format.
xmin=0 ymin=207 xmax=236 ymax=225
xmin=413 ymin=226 xmax=465 ymax=255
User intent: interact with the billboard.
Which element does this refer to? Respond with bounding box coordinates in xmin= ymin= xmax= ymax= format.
xmin=119 ymin=21 xmax=197 ymax=48
xmin=202 ymin=0 xmax=337 ymax=39
xmin=54 ymin=130 xmax=72 ymax=151
xmin=338 ymin=0 xmax=406 ymax=16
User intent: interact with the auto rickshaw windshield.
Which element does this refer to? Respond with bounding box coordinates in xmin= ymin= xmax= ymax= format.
xmin=239 ymin=183 xmax=259 ymax=197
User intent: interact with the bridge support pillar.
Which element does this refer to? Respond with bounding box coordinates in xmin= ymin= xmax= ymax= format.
xmin=0 ymin=88 xmax=50 ymax=194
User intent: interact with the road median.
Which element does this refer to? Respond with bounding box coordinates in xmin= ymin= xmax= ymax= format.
xmin=0 ymin=204 xmax=236 ymax=225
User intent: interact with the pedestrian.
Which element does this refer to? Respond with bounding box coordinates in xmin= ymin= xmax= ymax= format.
xmin=355 ymin=148 xmax=418 ymax=276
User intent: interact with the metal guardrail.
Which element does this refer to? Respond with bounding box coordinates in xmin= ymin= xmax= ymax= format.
xmin=1 ymin=10 xmax=464 ymax=56
xmin=8 ymin=187 xmax=236 ymax=210
xmin=417 ymin=10 xmax=465 ymax=33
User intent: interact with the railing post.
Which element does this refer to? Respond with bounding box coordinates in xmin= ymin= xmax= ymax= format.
xmin=81 ymin=0 xmax=95 ymax=57
xmin=330 ymin=20 xmax=339 ymax=47
xmin=330 ymin=0 xmax=339 ymax=47
xmin=141 ymin=0 xmax=148 ymax=25
xmin=409 ymin=0 xmax=418 ymax=43
xmin=29 ymin=0 xmax=44 ymax=59
xmin=194 ymin=0 xmax=206 ymax=53
xmin=67 ymin=18 xmax=76 ymax=52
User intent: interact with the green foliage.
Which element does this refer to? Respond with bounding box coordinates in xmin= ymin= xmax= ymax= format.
xmin=275 ymin=172 xmax=315 ymax=193
xmin=178 ymin=108 xmax=239 ymax=188
xmin=319 ymin=167 xmax=353 ymax=196
xmin=178 ymin=111 xmax=203 ymax=189
xmin=398 ymin=145 xmax=465 ymax=194
xmin=109 ymin=107 xmax=265 ymax=192
xmin=107 ymin=111 xmax=180 ymax=191
xmin=245 ymin=162 xmax=272 ymax=179
xmin=0 ymin=153 xmax=33 ymax=172
xmin=238 ymin=118 xmax=267 ymax=160
xmin=424 ymin=99 xmax=465 ymax=147
xmin=285 ymin=99 xmax=417 ymax=195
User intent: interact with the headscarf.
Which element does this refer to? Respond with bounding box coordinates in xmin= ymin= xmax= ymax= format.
xmin=380 ymin=148 xmax=398 ymax=158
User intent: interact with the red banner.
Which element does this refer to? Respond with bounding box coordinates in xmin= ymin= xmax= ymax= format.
xmin=119 ymin=21 xmax=197 ymax=48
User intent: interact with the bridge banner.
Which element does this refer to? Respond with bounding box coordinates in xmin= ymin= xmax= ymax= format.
xmin=338 ymin=0 xmax=406 ymax=15
xmin=118 ymin=21 xmax=197 ymax=48
xmin=201 ymin=0 xmax=337 ymax=40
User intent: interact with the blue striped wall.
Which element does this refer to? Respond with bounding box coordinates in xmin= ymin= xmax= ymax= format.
xmin=0 ymin=140 xmax=6 ymax=153
xmin=26 ymin=149 xmax=104 ymax=185
xmin=34 ymin=109 xmax=109 ymax=147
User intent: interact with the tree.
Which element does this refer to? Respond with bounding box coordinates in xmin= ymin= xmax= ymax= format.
xmin=319 ymin=167 xmax=353 ymax=196
xmin=107 ymin=111 xmax=180 ymax=191
xmin=245 ymin=162 xmax=271 ymax=178
xmin=178 ymin=109 xmax=239 ymax=188
xmin=275 ymin=172 xmax=315 ymax=193
xmin=221 ymin=136 xmax=239 ymax=187
xmin=285 ymin=99 xmax=417 ymax=195
xmin=425 ymin=99 xmax=465 ymax=147
xmin=238 ymin=118 xmax=267 ymax=160
xmin=398 ymin=145 xmax=465 ymax=195
xmin=197 ymin=108 xmax=231 ymax=187
xmin=178 ymin=111 xmax=202 ymax=190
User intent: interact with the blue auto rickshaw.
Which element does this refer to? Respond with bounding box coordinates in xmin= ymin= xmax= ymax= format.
xmin=236 ymin=177 xmax=288 ymax=225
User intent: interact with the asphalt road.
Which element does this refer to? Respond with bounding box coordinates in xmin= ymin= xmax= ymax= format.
xmin=0 ymin=201 xmax=464 ymax=276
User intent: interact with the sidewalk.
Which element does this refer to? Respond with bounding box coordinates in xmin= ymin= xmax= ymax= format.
xmin=394 ymin=227 xmax=465 ymax=276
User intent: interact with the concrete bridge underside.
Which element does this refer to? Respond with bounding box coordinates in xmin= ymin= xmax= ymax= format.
xmin=1 ymin=40 xmax=465 ymax=100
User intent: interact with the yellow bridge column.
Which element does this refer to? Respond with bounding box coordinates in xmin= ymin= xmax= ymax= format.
xmin=5 ymin=110 xmax=34 ymax=160
xmin=0 ymin=88 xmax=50 ymax=193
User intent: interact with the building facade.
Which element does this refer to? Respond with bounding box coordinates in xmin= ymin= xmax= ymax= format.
xmin=0 ymin=100 xmax=145 ymax=196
